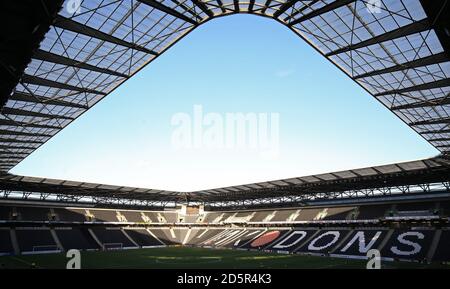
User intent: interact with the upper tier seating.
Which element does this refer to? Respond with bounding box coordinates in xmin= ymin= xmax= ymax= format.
xmin=356 ymin=204 xmax=391 ymax=219
xmin=0 ymin=206 xmax=11 ymax=221
xmin=53 ymin=208 xmax=86 ymax=222
xmin=294 ymin=208 xmax=323 ymax=221
xmin=89 ymin=209 xmax=119 ymax=222
xmin=271 ymin=210 xmax=297 ymax=222
xmin=321 ymin=206 xmax=356 ymax=220
xmin=16 ymin=206 xmax=51 ymax=221
xmin=439 ymin=201 xmax=450 ymax=217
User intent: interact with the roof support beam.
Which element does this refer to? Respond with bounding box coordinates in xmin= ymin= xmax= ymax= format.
xmin=136 ymin=0 xmax=198 ymax=25
xmin=21 ymin=74 xmax=106 ymax=96
xmin=0 ymin=155 xmax=26 ymax=160
xmin=420 ymin=0 xmax=450 ymax=58
xmin=354 ymin=52 xmax=449 ymax=79
xmin=9 ymin=91 xmax=88 ymax=109
xmin=410 ymin=117 xmax=450 ymax=126
xmin=261 ymin=0 xmax=273 ymax=14
xmin=54 ymin=15 xmax=158 ymax=55
xmin=0 ymin=138 xmax=43 ymax=144
xmin=33 ymin=49 xmax=129 ymax=78
xmin=392 ymin=95 xmax=450 ymax=110
xmin=0 ymin=145 xmax=35 ymax=151
xmin=429 ymin=137 xmax=450 ymax=142
xmin=421 ymin=129 xmax=450 ymax=135
xmin=1 ymin=107 xmax=73 ymax=120
xmin=289 ymin=0 xmax=355 ymax=26
xmin=274 ymin=0 xmax=298 ymax=18
xmin=191 ymin=0 xmax=214 ymax=17
xmin=172 ymin=0 xmax=204 ymax=21
xmin=234 ymin=0 xmax=240 ymax=12
xmin=249 ymin=0 xmax=256 ymax=12
xmin=375 ymin=78 xmax=450 ymax=97
xmin=0 ymin=129 xmax=52 ymax=138
xmin=216 ymin=0 xmax=226 ymax=13
xmin=0 ymin=119 xmax=60 ymax=130
xmin=283 ymin=0 xmax=321 ymax=22
xmin=326 ymin=18 xmax=431 ymax=56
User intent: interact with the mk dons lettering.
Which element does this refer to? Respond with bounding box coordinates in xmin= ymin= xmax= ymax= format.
xmin=272 ymin=231 xmax=308 ymax=249
xmin=390 ymin=232 xmax=424 ymax=256
xmin=340 ymin=231 xmax=383 ymax=253
xmin=265 ymin=230 xmax=425 ymax=258
xmin=308 ymin=231 xmax=340 ymax=251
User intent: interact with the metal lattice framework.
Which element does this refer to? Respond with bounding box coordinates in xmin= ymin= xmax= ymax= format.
xmin=0 ymin=0 xmax=449 ymax=171
xmin=0 ymin=1 xmax=449 ymax=209
xmin=1 ymin=155 xmax=449 ymax=207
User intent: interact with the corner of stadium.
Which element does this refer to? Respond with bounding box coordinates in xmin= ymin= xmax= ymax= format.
xmin=0 ymin=0 xmax=449 ymax=282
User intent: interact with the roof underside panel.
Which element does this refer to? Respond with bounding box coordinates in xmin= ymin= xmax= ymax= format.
xmin=1 ymin=0 xmax=198 ymax=170
xmin=0 ymin=0 xmax=449 ymax=172
xmin=0 ymin=155 xmax=448 ymax=203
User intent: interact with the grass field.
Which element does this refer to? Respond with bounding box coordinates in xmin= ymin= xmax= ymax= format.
xmin=0 ymin=247 xmax=448 ymax=269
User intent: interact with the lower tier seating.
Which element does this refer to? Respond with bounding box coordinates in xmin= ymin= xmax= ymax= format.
xmin=0 ymin=226 xmax=448 ymax=262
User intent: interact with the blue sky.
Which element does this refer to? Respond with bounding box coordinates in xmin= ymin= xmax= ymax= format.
xmin=11 ymin=14 xmax=438 ymax=191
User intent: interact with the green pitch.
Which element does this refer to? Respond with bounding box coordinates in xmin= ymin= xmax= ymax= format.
xmin=0 ymin=247 xmax=447 ymax=269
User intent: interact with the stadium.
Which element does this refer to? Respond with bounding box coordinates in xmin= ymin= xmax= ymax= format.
xmin=0 ymin=0 xmax=449 ymax=272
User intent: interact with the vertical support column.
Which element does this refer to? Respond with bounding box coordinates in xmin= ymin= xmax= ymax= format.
xmin=377 ymin=229 xmax=394 ymax=254
xmin=88 ymin=228 xmax=104 ymax=250
xmin=426 ymin=229 xmax=442 ymax=263
xmin=9 ymin=228 xmax=21 ymax=255
xmin=50 ymin=228 xmax=64 ymax=252
xmin=330 ymin=229 xmax=353 ymax=254
xmin=121 ymin=228 xmax=139 ymax=248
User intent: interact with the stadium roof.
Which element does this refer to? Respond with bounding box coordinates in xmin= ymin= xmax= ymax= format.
xmin=0 ymin=155 xmax=449 ymax=204
xmin=0 ymin=0 xmax=449 ymax=172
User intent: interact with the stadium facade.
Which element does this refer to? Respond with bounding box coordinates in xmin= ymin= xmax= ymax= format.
xmin=0 ymin=0 xmax=449 ymax=265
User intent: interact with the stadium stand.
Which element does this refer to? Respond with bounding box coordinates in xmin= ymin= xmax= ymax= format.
xmin=321 ymin=207 xmax=356 ymax=220
xmin=0 ymin=229 xmax=13 ymax=255
xmin=380 ymin=229 xmax=435 ymax=262
xmin=53 ymin=208 xmax=88 ymax=222
xmin=294 ymin=208 xmax=324 ymax=221
xmin=162 ymin=212 xmax=178 ymax=223
xmin=271 ymin=210 xmax=295 ymax=222
xmin=433 ymin=229 xmax=450 ymax=262
xmin=124 ymin=229 xmax=163 ymax=247
xmin=17 ymin=206 xmax=50 ymax=221
xmin=119 ymin=211 xmax=145 ymax=223
xmin=186 ymin=229 xmax=226 ymax=246
xmin=15 ymin=229 xmax=58 ymax=253
xmin=55 ymin=228 xmax=100 ymax=251
xmin=440 ymin=201 xmax=450 ymax=217
xmin=356 ymin=204 xmax=391 ymax=220
xmin=0 ymin=206 xmax=10 ymax=221
xmin=90 ymin=228 xmax=136 ymax=249
xmin=0 ymin=197 xmax=450 ymax=263
xmin=0 ymin=0 xmax=448 ymax=268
